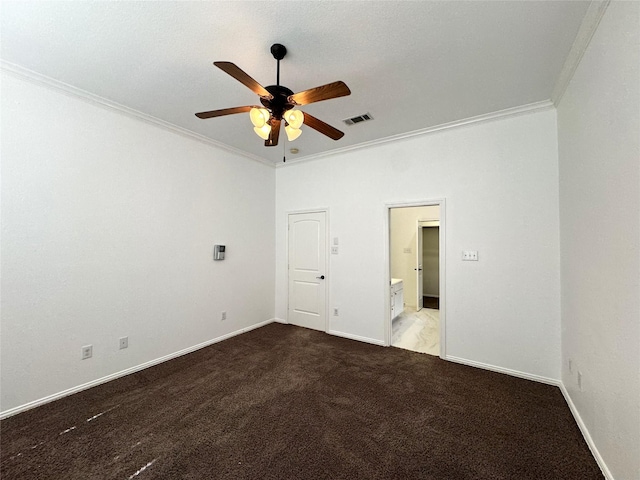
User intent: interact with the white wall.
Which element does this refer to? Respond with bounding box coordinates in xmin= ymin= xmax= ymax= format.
xmin=0 ymin=72 xmax=276 ymax=414
xmin=275 ymin=108 xmax=561 ymax=380
xmin=390 ymin=205 xmax=439 ymax=309
xmin=557 ymin=2 xmax=640 ymax=478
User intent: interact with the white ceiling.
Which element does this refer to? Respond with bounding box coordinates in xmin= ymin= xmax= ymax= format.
xmin=0 ymin=1 xmax=590 ymax=164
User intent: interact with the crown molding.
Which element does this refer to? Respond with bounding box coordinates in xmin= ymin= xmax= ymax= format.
xmin=277 ymin=99 xmax=554 ymax=168
xmin=1 ymin=60 xmax=555 ymax=170
xmin=0 ymin=60 xmax=274 ymax=168
xmin=551 ymin=0 xmax=610 ymax=106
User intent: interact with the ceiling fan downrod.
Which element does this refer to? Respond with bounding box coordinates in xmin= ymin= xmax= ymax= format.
xmin=260 ymin=44 xmax=294 ymax=122
xmin=270 ymin=43 xmax=287 ymax=86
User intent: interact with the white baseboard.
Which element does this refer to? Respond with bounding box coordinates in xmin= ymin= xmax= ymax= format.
xmin=327 ymin=329 xmax=386 ymax=346
xmin=0 ymin=319 xmax=276 ymax=420
xmin=272 ymin=318 xmax=288 ymax=324
xmin=444 ymin=355 xmax=561 ymax=386
xmin=559 ymin=384 xmax=614 ymax=480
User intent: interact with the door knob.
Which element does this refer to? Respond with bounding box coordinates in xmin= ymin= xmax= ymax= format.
xmin=316 ymin=275 xmax=325 ymax=280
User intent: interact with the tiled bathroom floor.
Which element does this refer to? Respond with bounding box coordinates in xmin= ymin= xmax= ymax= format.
xmin=392 ymin=308 xmax=440 ymax=356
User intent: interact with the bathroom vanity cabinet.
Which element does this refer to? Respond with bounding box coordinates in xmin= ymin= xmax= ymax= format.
xmin=391 ymin=279 xmax=404 ymax=320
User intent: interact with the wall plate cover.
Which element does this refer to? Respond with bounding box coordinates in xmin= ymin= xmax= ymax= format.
xmin=462 ymin=250 xmax=478 ymax=261
xmin=214 ymin=245 xmax=226 ymax=260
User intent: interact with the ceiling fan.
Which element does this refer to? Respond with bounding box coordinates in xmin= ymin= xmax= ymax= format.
xmin=195 ymin=43 xmax=351 ymax=147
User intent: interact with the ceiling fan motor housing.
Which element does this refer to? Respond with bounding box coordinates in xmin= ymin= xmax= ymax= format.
xmin=261 ymin=85 xmax=295 ymax=121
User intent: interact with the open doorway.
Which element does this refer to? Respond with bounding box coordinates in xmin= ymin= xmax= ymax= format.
xmin=387 ymin=202 xmax=445 ymax=357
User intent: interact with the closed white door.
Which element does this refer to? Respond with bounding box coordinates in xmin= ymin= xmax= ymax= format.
xmin=288 ymin=211 xmax=327 ymax=331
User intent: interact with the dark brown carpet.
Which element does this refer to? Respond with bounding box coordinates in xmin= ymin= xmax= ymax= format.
xmin=1 ymin=323 xmax=602 ymax=479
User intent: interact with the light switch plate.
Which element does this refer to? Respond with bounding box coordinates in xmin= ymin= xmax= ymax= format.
xmin=81 ymin=345 xmax=93 ymax=360
xmin=462 ymin=250 xmax=478 ymax=261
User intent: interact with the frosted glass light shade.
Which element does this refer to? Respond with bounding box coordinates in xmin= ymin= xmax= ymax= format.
xmin=254 ymin=124 xmax=271 ymax=140
xmin=284 ymin=109 xmax=304 ymax=129
xmin=250 ymin=108 xmax=270 ymax=128
xmin=285 ymin=125 xmax=302 ymax=141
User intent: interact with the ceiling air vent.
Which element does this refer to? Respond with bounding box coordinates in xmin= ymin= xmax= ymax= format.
xmin=343 ymin=112 xmax=373 ymax=126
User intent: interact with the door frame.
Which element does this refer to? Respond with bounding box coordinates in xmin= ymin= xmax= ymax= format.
xmin=286 ymin=208 xmax=330 ymax=332
xmin=384 ymin=199 xmax=446 ymax=359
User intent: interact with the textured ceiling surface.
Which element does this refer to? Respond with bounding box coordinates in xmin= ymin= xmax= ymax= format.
xmin=0 ymin=1 xmax=590 ymax=164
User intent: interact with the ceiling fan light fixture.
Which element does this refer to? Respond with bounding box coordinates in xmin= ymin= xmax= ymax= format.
xmin=284 ymin=109 xmax=304 ymax=129
xmin=254 ymin=124 xmax=271 ymax=140
xmin=250 ymin=107 xmax=270 ymax=128
xmin=285 ymin=125 xmax=302 ymax=142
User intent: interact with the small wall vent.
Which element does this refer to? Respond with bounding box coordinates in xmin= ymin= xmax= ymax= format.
xmin=343 ymin=113 xmax=373 ymax=126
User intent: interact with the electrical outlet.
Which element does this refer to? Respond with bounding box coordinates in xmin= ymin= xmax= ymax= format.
xmin=119 ymin=336 xmax=128 ymax=350
xmin=403 ymin=247 xmax=412 ymax=254
xmin=331 ymin=246 xmax=339 ymax=254
xmin=221 ymin=311 xmax=227 ymax=321
xmin=577 ymin=371 xmax=583 ymax=391
xmin=81 ymin=345 xmax=93 ymax=360
xmin=333 ymin=308 xmax=339 ymax=316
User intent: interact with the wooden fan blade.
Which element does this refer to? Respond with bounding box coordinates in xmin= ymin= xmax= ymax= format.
xmin=195 ymin=105 xmax=258 ymax=119
xmin=289 ymin=81 xmax=351 ymax=106
xmin=302 ymin=113 xmax=345 ymax=140
xmin=214 ymin=62 xmax=273 ymax=99
xmin=265 ymin=119 xmax=281 ymax=147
